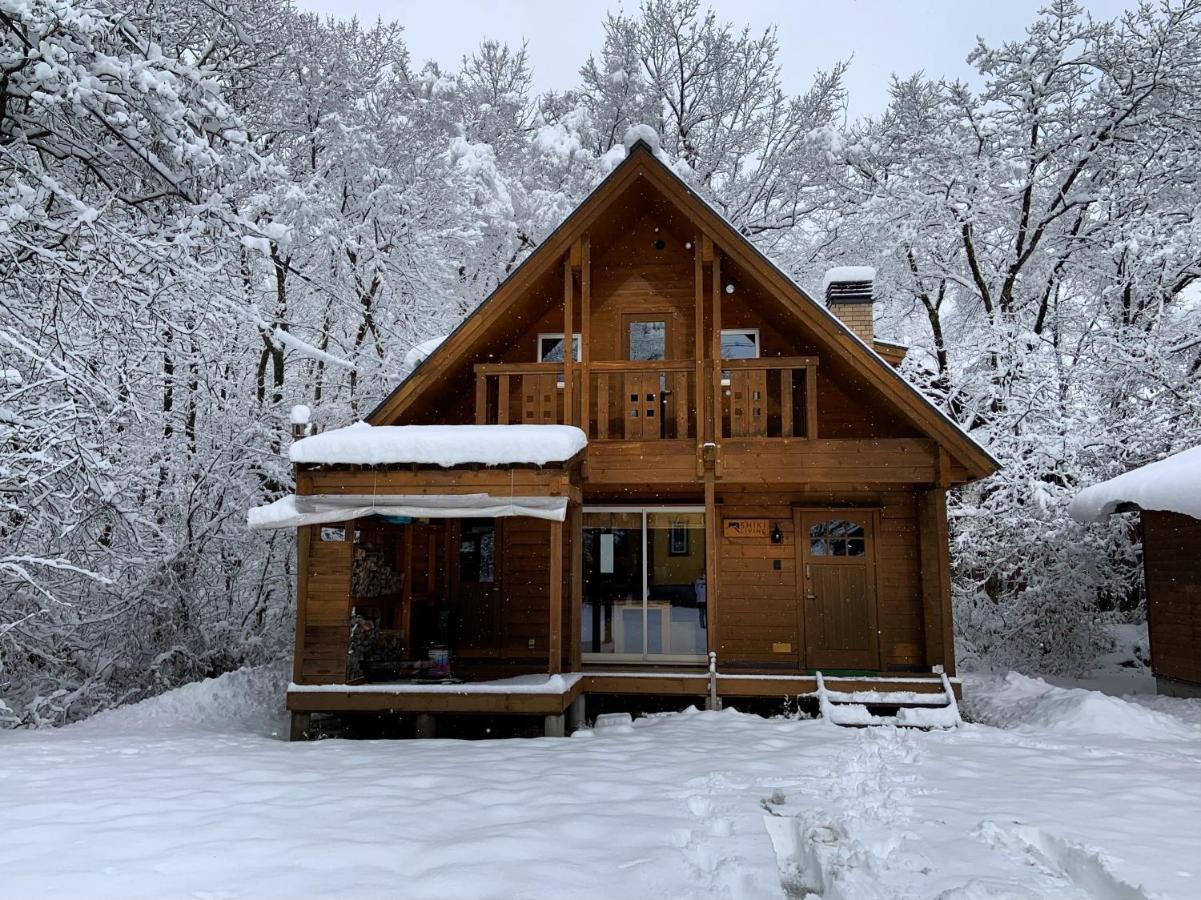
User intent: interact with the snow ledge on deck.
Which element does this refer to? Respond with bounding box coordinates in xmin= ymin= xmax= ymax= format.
xmin=288 ymin=673 xmax=584 ymax=695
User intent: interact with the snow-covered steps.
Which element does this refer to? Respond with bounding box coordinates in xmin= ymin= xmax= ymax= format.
xmin=816 ymin=670 xmax=961 ymax=728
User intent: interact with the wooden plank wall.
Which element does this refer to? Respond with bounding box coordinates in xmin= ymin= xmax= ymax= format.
xmin=297 ymin=524 xmax=352 ymax=683
xmin=715 ymin=491 xmax=925 ymax=671
xmin=1142 ymin=511 xmax=1201 ymax=685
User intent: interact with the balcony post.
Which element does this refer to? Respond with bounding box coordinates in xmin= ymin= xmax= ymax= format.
xmin=563 ymin=251 xmax=574 ymax=426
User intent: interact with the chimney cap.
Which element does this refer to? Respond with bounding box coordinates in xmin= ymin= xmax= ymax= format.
xmin=823 ymin=265 xmax=875 ymax=305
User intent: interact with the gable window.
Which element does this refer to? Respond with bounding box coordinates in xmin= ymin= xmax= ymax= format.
xmin=720 ymin=329 xmax=759 ymax=386
xmin=537 ymin=333 xmax=582 ymax=363
xmin=720 ymin=329 xmax=759 ymax=360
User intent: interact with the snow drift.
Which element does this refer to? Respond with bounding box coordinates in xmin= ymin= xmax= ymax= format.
xmin=962 ymin=672 xmax=1200 ymax=740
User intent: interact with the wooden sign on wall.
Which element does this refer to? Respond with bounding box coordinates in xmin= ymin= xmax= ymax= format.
xmin=723 ymin=518 xmax=770 ymax=539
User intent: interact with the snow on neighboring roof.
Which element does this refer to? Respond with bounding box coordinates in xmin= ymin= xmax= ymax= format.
xmin=1069 ymin=445 xmax=1201 ymax=523
xmin=822 ymin=266 xmax=877 ymax=292
xmin=404 ymin=335 xmax=447 ymax=370
xmin=289 ymin=423 xmax=587 ymax=467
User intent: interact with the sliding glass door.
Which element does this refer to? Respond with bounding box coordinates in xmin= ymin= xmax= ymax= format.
xmin=581 ymin=507 xmax=707 ymax=663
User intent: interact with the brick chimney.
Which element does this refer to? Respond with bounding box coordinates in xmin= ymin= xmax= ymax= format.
xmin=823 ymin=266 xmax=875 ymax=344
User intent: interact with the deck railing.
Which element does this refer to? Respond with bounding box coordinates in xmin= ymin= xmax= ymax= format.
xmin=474 ymin=356 xmax=816 ymax=441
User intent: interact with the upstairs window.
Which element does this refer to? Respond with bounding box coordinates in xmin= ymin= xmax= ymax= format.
xmin=720 ymin=329 xmax=760 ymax=359
xmin=537 ymin=333 xmax=581 ymax=363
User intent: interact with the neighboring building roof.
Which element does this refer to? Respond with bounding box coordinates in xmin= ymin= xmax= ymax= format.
xmin=1069 ymin=445 xmax=1201 ymax=523
xmin=290 ymin=423 xmax=587 ymax=468
xmin=367 ymin=139 xmax=999 ymax=482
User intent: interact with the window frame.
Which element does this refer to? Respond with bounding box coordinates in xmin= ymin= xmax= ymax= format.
xmin=536 ymin=332 xmax=582 ymax=363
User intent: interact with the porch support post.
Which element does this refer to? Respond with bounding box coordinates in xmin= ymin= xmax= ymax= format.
xmin=543 ymin=713 xmax=565 ymax=737
xmin=289 ymin=711 xmax=311 ymax=742
xmin=704 ymin=477 xmax=719 ymax=657
xmin=918 ymin=488 xmax=955 ymax=675
xmin=549 ymin=516 xmax=564 ymax=674
xmin=568 ymin=501 xmax=583 ymax=673
xmin=566 ymin=694 xmax=586 ymax=733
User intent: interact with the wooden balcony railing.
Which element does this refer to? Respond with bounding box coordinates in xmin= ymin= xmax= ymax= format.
xmin=474 ymin=356 xmax=816 ymax=442
xmin=719 ymin=357 xmax=816 ymax=439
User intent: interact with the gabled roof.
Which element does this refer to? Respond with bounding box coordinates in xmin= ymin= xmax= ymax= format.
xmin=369 ymin=140 xmax=999 ymax=482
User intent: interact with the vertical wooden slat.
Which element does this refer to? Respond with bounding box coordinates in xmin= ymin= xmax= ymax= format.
xmin=674 ymin=370 xmax=689 ymax=438
xmin=729 ymin=370 xmax=747 ymax=437
xmin=475 ymin=373 xmax=488 ymax=425
xmin=597 ymin=373 xmax=609 ymax=438
xmin=780 ymin=368 xmax=794 ymax=437
xmin=711 ymin=251 xmax=722 ymax=441
xmin=750 ymin=369 xmax=767 ymax=436
xmin=805 ymin=365 xmax=818 ymax=439
xmin=563 ymin=255 xmax=574 ymax=426
xmin=568 ymin=502 xmax=583 ymax=672
xmin=498 ymin=374 xmax=510 ymax=424
xmin=548 ymin=518 xmax=563 ymax=675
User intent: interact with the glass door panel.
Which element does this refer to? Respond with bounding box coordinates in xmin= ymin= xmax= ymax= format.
xmin=581 ymin=512 xmax=643 ymax=657
xmin=582 ymin=508 xmax=707 ymax=662
xmin=646 ymin=512 xmax=707 ymax=658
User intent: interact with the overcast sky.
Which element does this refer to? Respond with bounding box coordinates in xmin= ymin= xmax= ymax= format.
xmin=294 ymin=0 xmax=1135 ymax=119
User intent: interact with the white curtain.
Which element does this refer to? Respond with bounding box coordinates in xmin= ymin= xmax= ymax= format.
xmin=248 ymin=493 xmax=568 ymax=530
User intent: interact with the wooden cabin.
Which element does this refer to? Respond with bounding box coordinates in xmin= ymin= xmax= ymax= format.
xmin=1071 ymin=446 xmax=1201 ymax=698
xmin=251 ymin=139 xmax=999 ymax=739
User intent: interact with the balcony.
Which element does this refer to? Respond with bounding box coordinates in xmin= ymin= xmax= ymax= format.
xmin=473 ymin=357 xmax=817 ymax=441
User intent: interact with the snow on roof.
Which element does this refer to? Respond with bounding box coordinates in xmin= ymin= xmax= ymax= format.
xmin=822 ymin=266 xmax=877 ymax=292
xmin=623 ymin=123 xmax=660 ymax=152
xmin=404 ymin=335 xmax=447 ymax=371
xmin=289 ymin=423 xmax=587 ymax=467
xmin=1069 ymin=445 xmax=1201 ymax=523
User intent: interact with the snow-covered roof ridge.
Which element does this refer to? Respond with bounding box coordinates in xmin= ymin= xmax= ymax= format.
xmin=1069 ymin=444 xmax=1201 ymax=523
xmin=289 ymin=422 xmax=587 ymax=468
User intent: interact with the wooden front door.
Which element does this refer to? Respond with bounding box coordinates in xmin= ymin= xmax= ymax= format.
xmin=796 ymin=510 xmax=880 ymax=670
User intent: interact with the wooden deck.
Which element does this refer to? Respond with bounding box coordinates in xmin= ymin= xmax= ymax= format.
xmin=286 ymin=670 xmax=960 ymax=716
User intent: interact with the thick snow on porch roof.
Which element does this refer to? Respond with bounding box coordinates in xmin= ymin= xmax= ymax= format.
xmin=289 ymin=423 xmax=587 ymax=467
xmin=1069 ymin=444 xmax=1201 ymax=523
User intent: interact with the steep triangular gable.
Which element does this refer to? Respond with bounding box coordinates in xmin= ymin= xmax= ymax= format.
xmin=368 ymin=141 xmax=999 ymax=482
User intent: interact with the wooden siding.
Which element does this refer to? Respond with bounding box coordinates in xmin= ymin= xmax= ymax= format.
xmin=1142 ymin=511 xmax=1201 ymax=685
xmin=713 ymin=492 xmax=926 ymax=672
xmin=298 ymin=524 xmax=351 ymax=683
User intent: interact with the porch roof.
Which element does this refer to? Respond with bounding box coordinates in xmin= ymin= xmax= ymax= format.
xmin=247 ymin=492 xmax=569 ymax=530
xmin=289 ymin=422 xmax=587 ymax=468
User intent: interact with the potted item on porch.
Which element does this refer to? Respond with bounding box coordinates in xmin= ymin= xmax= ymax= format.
xmin=428 ymin=644 xmax=451 ymax=679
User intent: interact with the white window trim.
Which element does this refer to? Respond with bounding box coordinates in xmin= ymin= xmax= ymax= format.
xmin=536 ymin=332 xmax=582 ymax=363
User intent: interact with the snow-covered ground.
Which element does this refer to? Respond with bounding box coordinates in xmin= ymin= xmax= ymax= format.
xmin=2 ymin=667 xmax=1199 ymax=899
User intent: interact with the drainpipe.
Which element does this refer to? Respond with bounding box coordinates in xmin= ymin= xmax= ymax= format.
xmin=707 ymin=651 xmax=722 ymax=711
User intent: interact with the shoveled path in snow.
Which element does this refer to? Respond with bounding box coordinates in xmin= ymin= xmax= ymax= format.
xmin=1 ymin=669 xmax=1199 ymax=899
